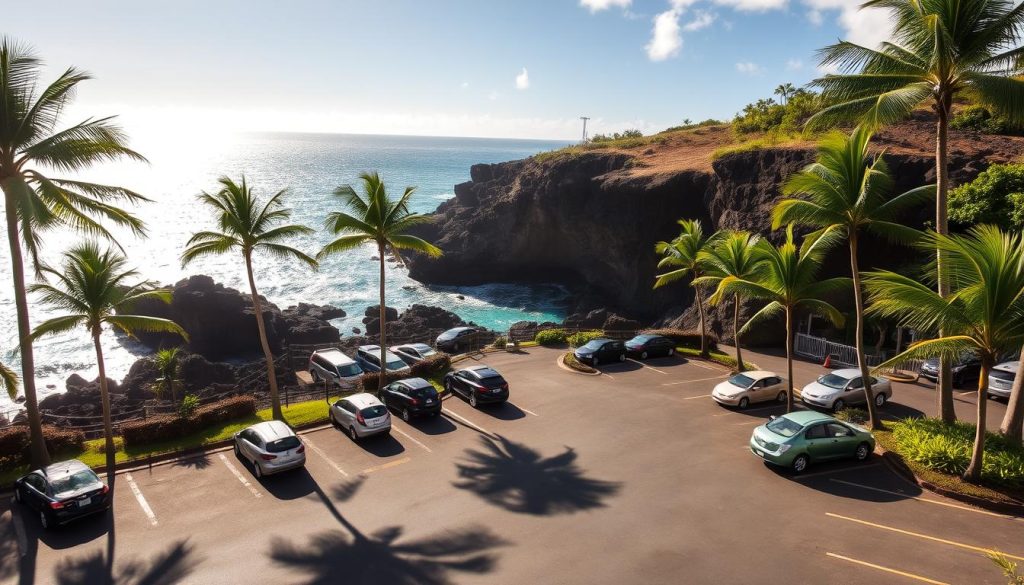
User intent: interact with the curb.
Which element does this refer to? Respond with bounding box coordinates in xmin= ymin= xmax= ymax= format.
xmin=555 ymin=353 xmax=600 ymax=376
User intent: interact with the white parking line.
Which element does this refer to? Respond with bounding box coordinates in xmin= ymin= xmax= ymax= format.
xmin=519 ymin=406 xmax=540 ymax=416
xmin=7 ymin=500 xmax=27 ymax=557
xmin=792 ymin=463 xmax=881 ymax=480
xmin=443 ymin=408 xmax=494 ymax=437
xmin=627 ymin=358 xmax=668 ymax=374
xmin=683 ymin=394 xmax=712 ymax=400
xmin=392 ymin=424 xmax=433 ymax=453
xmin=662 ymin=375 xmax=729 ymax=386
xmin=601 ymin=373 xmax=615 ymax=380
xmin=303 ymin=435 xmax=349 ymax=476
xmin=218 ymin=453 xmax=262 ymax=499
xmin=125 ymin=473 xmax=158 ymax=526
xmin=829 ymin=479 xmax=1018 ymax=519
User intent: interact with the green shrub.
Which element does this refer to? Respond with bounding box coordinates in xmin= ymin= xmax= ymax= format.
xmin=122 ymin=395 xmax=257 ymax=448
xmin=492 ymin=336 xmax=507 ymax=349
xmin=359 ymin=371 xmax=406 ymax=393
xmin=835 ymin=408 xmax=870 ymax=426
xmin=591 ymin=129 xmax=643 ymax=143
xmin=641 ymin=329 xmax=717 ymax=351
xmin=562 ymin=352 xmax=597 ymax=374
xmin=567 ymin=330 xmax=605 ymax=348
xmin=949 ymin=163 xmax=1024 ymax=231
xmin=951 ymin=104 xmax=1024 ymax=135
xmin=535 ymin=329 xmax=568 ymax=346
xmin=889 ymin=417 xmax=1024 ymax=488
xmin=0 ymin=425 xmax=86 ymax=470
xmin=179 ymin=394 xmax=199 ymax=418
xmin=409 ymin=353 xmax=452 ymax=378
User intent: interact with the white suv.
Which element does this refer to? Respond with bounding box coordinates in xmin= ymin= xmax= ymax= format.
xmin=309 ymin=349 xmax=364 ymax=389
xmin=989 ymin=361 xmax=1018 ymax=399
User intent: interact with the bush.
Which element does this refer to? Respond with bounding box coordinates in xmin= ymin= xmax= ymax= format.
xmin=949 ymin=163 xmax=1024 ymax=231
xmin=591 ymin=129 xmax=643 ymax=143
xmin=0 ymin=425 xmax=86 ymax=470
xmin=492 ymin=336 xmax=507 ymax=349
xmin=42 ymin=426 xmax=86 ymax=454
xmin=122 ymin=416 xmax=186 ymax=447
xmin=562 ymin=352 xmax=597 ymax=374
xmin=360 ymin=371 xmax=406 ymax=393
xmin=641 ymin=329 xmax=717 ymax=351
xmin=122 ymin=395 xmax=257 ymax=448
xmin=191 ymin=395 xmax=256 ymax=428
xmin=732 ymin=90 xmax=823 ymax=135
xmin=834 ymin=408 xmax=870 ymax=426
xmin=567 ymin=330 xmax=605 ymax=348
xmin=410 ymin=353 xmax=452 ymax=378
xmin=535 ymin=329 xmax=569 ymax=346
xmin=889 ymin=417 xmax=1024 ymax=488
xmin=179 ymin=394 xmax=199 ymax=418
xmin=950 ymin=104 xmax=1024 ymax=136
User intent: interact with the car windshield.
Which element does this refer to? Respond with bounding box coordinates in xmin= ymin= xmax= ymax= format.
xmin=479 ymin=375 xmax=507 ymax=388
xmin=766 ymin=417 xmax=804 ymax=438
xmin=817 ymin=374 xmax=850 ymax=390
xmin=50 ymin=470 xmax=99 ymax=495
xmin=338 ymin=364 xmax=362 ymax=377
xmin=418 ymin=347 xmax=437 ymax=357
xmin=991 ymin=369 xmax=1016 ymax=381
xmin=729 ymin=374 xmax=755 ymax=388
xmin=386 ymin=358 xmax=407 ymax=370
xmin=409 ymin=385 xmax=438 ymax=398
xmin=582 ymin=340 xmax=605 ymax=350
xmin=361 ymin=405 xmax=388 ymax=418
xmin=629 ymin=335 xmax=654 ymax=344
xmin=266 ymin=436 xmax=301 ymax=453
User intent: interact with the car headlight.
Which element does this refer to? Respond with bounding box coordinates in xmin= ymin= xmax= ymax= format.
xmin=777 ymin=444 xmax=792 ymax=453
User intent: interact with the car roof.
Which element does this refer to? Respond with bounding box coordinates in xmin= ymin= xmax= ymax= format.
xmin=394 ymin=343 xmax=432 ymax=351
xmin=742 ymin=370 xmax=780 ymax=379
xmin=358 ymin=344 xmax=380 ymax=352
xmin=41 ymin=459 xmax=89 ymax=478
xmin=827 ymin=368 xmax=862 ymax=378
xmin=463 ymin=365 xmax=501 ymax=377
xmin=396 ymin=377 xmax=433 ymax=389
xmin=445 ymin=326 xmax=475 ymax=333
xmin=779 ymin=410 xmax=834 ymax=426
xmin=346 ymin=392 xmax=384 ymax=409
xmin=588 ymin=338 xmax=614 ymax=343
xmin=994 ymin=361 xmax=1019 ymax=373
xmin=313 ymin=349 xmax=355 ymax=365
xmin=249 ymin=420 xmax=296 ymax=441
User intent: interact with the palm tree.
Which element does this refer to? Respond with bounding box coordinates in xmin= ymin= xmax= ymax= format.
xmin=319 ymin=172 xmax=442 ymax=389
xmin=808 ymin=0 xmax=1024 ymax=422
xmin=182 ymin=177 xmax=316 ymax=421
xmin=864 ymin=225 xmax=1024 ymax=482
xmin=655 ymin=219 xmax=717 ymax=358
xmin=0 ymin=361 xmax=17 ymax=400
xmin=715 ymin=227 xmax=848 ymax=412
xmin=30 ymin=244 xmax=186 ymax=479
xmin=695 ymin=231 xmax=763 ymax=372
xmin=0 ymin=39 xmax=149 ymax=467
xmin=775 ymin=83 xmax=796 ymax=105
xmin=153 ymin=347 xmax=183 ymax=402
xmin=774 ymin=126 xmax=933 ymax=428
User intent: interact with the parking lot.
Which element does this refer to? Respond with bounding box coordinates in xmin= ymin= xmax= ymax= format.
xmin=0 ymin=346 xmax=1020 ymax=584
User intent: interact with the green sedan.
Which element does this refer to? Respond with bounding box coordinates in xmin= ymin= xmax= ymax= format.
xmin=749 ymin=411 xmax=875 ymax=473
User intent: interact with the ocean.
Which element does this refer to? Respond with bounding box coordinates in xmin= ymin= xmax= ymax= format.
xmin=0 ymin=132 xmax=571 ymax=410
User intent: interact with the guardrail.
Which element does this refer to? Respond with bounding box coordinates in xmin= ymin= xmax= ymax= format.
xmin=793 ymin=332 xmax=924 ymax=374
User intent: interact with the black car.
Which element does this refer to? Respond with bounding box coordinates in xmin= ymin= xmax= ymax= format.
xmin=391 ymin=343 xmax=439 ymax=366
xmin=574 ymin=338 xmax=626 ymax=366
xmin=920 ymin=355 xmax=981 ymax=387
xmin=444 ymin=365 xmax=509 ymax=408
xmin=625 ymin=334 xmax=676 ymax=359
xmin=15 ymin=459 xmax=110 ymax=529
xmin=436 ymin=327 xmax=479 ymax=353
xmin=380 ymin=377 xmax=442 ymax=420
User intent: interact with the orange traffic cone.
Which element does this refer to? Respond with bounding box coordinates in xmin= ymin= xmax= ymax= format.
xmin=823 ymin=354 xmax=831 ymax=368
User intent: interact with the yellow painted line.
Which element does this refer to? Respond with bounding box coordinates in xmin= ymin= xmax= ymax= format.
xmin=830 ymin=479 xmax=1017 ymax=520
xmin=826 ymin=513 xmax=1024 ymax=561
xmin=825 ymin=552 xmax=949 ymax=584
xmin=360 ymin=457 xmax=411 ymax=475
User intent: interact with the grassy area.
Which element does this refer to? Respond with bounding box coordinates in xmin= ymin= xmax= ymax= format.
xmin=562 ymin=352 xmax=597 ymax=374
xmin=710 ymin=132 xmax=806 ymax=160
xmin=676 ymin=347 xmax=757 ymax=371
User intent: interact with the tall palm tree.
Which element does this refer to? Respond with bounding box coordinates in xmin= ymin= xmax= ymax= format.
xmin=716 ymin=227 xmax=849 ymax=412
xmin=655 ymin=219 xmax=717 ymax=358
xmin=695 ymin=231 xmax=763 ymax=372
xmin=318 ymin=172 xmax=442 ymax=389
xmin=30 ymin=244 xmax=185 ymax=479
xmin=775 ymin=83 xmax=796 ymax=105
xmin=182 ymin=176 xmax=316 ymax=421
xmin=774 ymin=126 xmax=933 ymax=428
xmin=864 ymin=225 xmax=1024 ymax=482
xmin=808 ymin=0 xmax=1024 ymax=422
xmin=0 ymin=38 xmax=149 ymax=467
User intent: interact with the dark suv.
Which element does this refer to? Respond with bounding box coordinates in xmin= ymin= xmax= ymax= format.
xmin=380 ymin=377 xmax=442 ymax=421
xmin=444 ymin=365 xmax=510 ymax=408
xmin=436 ymin=327 xmax=479 ymax=353
xmin=15 ymin=459 xmax=110 ymax=529
xmin=573 ymin=338 xmax=626 ymax=366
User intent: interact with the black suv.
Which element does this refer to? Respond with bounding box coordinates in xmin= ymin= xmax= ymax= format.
xmin=380 ymin=377 xmax=442 ymax=420
xmin=573 ymin=338 xmax=626 ymax=366
xmin=15 ymin=459 xmax=110 ymax=529
xmin=444 ymin=365 xmax=510 ymax=408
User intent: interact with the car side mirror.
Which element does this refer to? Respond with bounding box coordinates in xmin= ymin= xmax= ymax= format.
xmin=769 ymin=415 xmax=777 ymax=421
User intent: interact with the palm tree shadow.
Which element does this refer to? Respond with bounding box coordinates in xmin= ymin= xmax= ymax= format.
xmin=52 ymin=538 xmax=198 ymax=585
xmin=171 ymin=453 xmax=212 ymax=470
xmin=269 ymin=477 xmax=507 ymax=585
xmin=452 ymin=434 xmax=622 ymax=515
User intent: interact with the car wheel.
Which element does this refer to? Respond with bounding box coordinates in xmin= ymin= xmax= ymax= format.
xmin=832 ymin=399 xmax=846 ymax=413
xmin=792 ymin=454 xmax=809 ymax=473
xmin=453 ymin=342 xmax=460 ymax=353
xmin=330 ymin=411 xmax=338 ymax=429
xmin=469 ymin=394 xmax=478 ymax=408
xmin=738 ymin=397 xmax=750 ymax=409
xmin=254 ymin=461 xmax=263 ymax=479
xmin=402 ymin=408 xmax=411 ymax=422
xmin=855 ymin=442 xmax=871 ymax=461
xmin=641 ymin=351 xmax=648 ymax=359
xmin=14 ymin=487 xmax=21 ymax=505
xmin=618 ymin=353 xmax=625 ymax=362
xmin=592 ymin=356 xmax=599 ymax=366
xmin=311 ymin=370 xmax=320 ymax=383
xmin=233 ymin=442 xmax=240 ymax=457
xmin=874 ymin=392 xmax=887 ymax=407
xmin=39 ymin=510 xmax=50 ymax=530
xmin=776 ymin=391 xmax=787 ymax=403
xmin=667 ymin=348 xmax=674 ymax=356
xmin=349 ymin=426 xmax=359 ymax=442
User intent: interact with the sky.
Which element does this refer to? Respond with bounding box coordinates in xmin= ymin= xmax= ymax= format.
xmin=6 ymin=0 xmax=893 ymax=141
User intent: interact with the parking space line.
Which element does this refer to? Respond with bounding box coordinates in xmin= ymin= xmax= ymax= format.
xmin=392 ymin=424 xmax=433 ymax=453
xmin=662 ymin=375 xmax=729 ymax=386
xmin=218 ymin=453 xmax=262 ymax=499
xmin=361 ymin=457 xmax=411 ymax=475
xmin=689 ymin=361 xmax=716 ymax=371
xmin=443 ymin=408 xmax=495 ymax=437
xmin=303 ymin=435 xmax=349 ymax=477
xmin=125 ymin=473 xmax=158 ymax=526
xmin=626 ymin=358 xmax=668 ymax=374
xmin=825 ymin=552 xmax=949 ymax=584
xmin=601 ymin=373 xmax=615 ymax=380
xmin=829 ymin=479 xmax=1017 ymax=520
xmin=792 ymin=463 xmax=881 ymax=480
xmin=7 ymin=500 xmax=27 ymax=557
xmin=519 ymin=406 xmax=540 ymax=417
xmin=825 ymin=512 xmax=1024 ymax=560
xmin=683 ymin=394 xmax=712 ymax=400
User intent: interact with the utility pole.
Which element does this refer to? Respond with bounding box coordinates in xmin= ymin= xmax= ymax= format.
xmin=579 ymin=116 xmax=590 ymax=143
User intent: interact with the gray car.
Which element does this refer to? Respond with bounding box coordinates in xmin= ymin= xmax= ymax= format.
xmin=800 ymin=368 xmax=892 ymax=412
xmin=233 ymin=420 xmax=306 ymax=479
xmin=391 ymin=343 xmax=439 ymax=366
xmin=308 ymin=348 xmax=364 ymax=389
xmin=330 ymin=392 xmax=392 ymax=441
xmin=989 ymin=360 xmax=1018 ymax=399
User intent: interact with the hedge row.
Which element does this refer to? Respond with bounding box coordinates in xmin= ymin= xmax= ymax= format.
xmin=410 ymin=353 xmax=451 ymax=378
xmin=0 ymin=425 xmax=86 ymax=470
xmin=535 ymin=329 xmax=569 ymax=346
xmin=641 ymin=329 xmax=718 ymax=351
xmin=122 ymin=395 xmax=256 ymax=448
xmin=566 ymin=330 xmax=605 ymax=348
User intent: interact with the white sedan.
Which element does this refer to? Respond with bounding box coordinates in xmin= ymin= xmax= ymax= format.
xmin=800 ymin=368 xmax=892 ymax=412
xmin=712 ymin=371 xmax=788 ymax=409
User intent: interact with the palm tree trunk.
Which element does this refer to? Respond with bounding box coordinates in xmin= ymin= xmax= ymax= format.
xmin=92 ymin=330 xmax=116 ymax=483
xmin=935 ymin=99 xmax=957 ymax=424
xmin=963 ymin=356 xmax=992 ymax=483
xmin=244 ymin=252 xmax=282 ymax=420
xmin=785 ymin=307 xmax=794 ymax=413
xmin=733 ymin=293 xmax=745 ymax=372
xmin=2 ymin=183 xmax=49 ymax=467
xmin=695 ymin=285 xmax=708 ymax=358
xmin=378 ymin=242 xmax=387 ymax=392
xmin=999 ymin=352 xmax=1024 ymax=446
xmin=849 ymin=234 xmax=880 ymax=430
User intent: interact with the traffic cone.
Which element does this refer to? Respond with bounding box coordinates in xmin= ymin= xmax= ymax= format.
xmin=823 ymin=354 xmax=831 ymax=368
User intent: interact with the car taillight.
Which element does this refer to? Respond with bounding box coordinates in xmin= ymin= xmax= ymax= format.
xmin=357 ymin=413 xmax=366 ymax=425
xmin=410 ymin=398 xmax=420 ymax=406
xmin=296 ymin=445 xmax=305 ymax=454
xmin=102 ymin=485 xmax=110 ymax=495
xmin=260 ymin=454 xmax=278 ymax=461
xmin=49 ymin=501 xmax=65 ymax=510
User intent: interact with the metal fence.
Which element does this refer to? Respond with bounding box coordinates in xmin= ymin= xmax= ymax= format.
xmin=794 ymin=332 xmax=924 ymax=373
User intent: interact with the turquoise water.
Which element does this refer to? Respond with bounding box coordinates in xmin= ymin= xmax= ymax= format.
xmin=0 ymin=132 xmax=571 ymax=404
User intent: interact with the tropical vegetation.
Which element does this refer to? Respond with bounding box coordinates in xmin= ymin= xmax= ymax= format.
xmin=949 ymin=163 xmax=1024 ymax=231
xmin=655 ymin=219 xmax=717 ymax=358
xmin=696 ymin=230 xmax=762 ymax=372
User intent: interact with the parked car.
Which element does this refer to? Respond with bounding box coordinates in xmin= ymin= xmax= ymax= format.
xmin=356 ymin=345 xmax=412 ymax=374
xmin=573 ymin=338 xmax=626 ymax=366
xmin=989 ymin=360 xmax=1018 ymax=400
xmin=749 ymin=411 xmax=875 ymax=473
xmin=712 ymin=371 xmax=787 ymax=409
xmin=625 ymin=334 xmax=676 ymax=359
xmin=380 ymin=377 xmax=442 ymax=420
xmin=444 ymin=365 xmax=510 ymax=408
xmin=435 ymin=327 xmax=479 ymax=353
xmin=330 ymin=392 xmax=392 ymax=440
xmin=800 ymin=368 xmax=891 ymax=412
xmin=391 ymin=343 xmax=439 ymax=366
xmin=233 ymin=420 xmax=306 ymax=479
xmin=920 ymin=354 xmax=981 ymax=387
xmin=15 ymin=459 xmax=110 ymax=529
xmin=308 ymin=348 xmax=364 ymax=389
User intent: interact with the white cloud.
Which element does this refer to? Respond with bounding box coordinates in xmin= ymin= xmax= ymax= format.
xmin=786 ymin=58 xmax=804 ymax=70
xmin=515 ymin=67 xmax=530 ymax=90
xmin=800 ymin=0 xmax=893 ymax=48
xmin=645 ymin=7 xmax=685 ymax=61
xmin=580 ymin=0 xmax=632 ymax=12
xmin=713 ymin=0 xmax=788 ymax=11
xmin=735 ymin=61 xmax=764 ymax=75
xmin=488 ymin=90 xmax=500 ymax=101
xmin=682 ymin=10 xmax=716 ymax=31
xmin=460 ymin=81 xmax=470 ymax=89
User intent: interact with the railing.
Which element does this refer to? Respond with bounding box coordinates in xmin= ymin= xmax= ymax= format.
xmin=793 ymin=332 xmax=924 ymax=374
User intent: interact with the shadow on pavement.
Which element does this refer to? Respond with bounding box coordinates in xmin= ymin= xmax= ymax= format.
xmin=51 ymin=538 xmax=198 ymax=585
xmin=269 ymin=476 xmax=507 ymax=585
xmin=171 ymin=453 xmax=212 ymax=470
xmin=410 ymin=414 xmax=457 ymax=436
xmin=452 ymin=435 xmax=621 ymax=515
xmin=358 ymin=433 xmax=407 ymax=458
xmin=476 ymin=402 xmax=526 ymax=421
xmin=595 ymin=361 xmax=642 ymax=373
xmin=632 ymin=355 xmax=690 ymax=369
xmin=769 ymin=458 xmax=924 ymax=503
xmin=260 ymin=467 xmax=317 ymax=500
xmin=31 ymin=512 xmax=110 ymax=551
